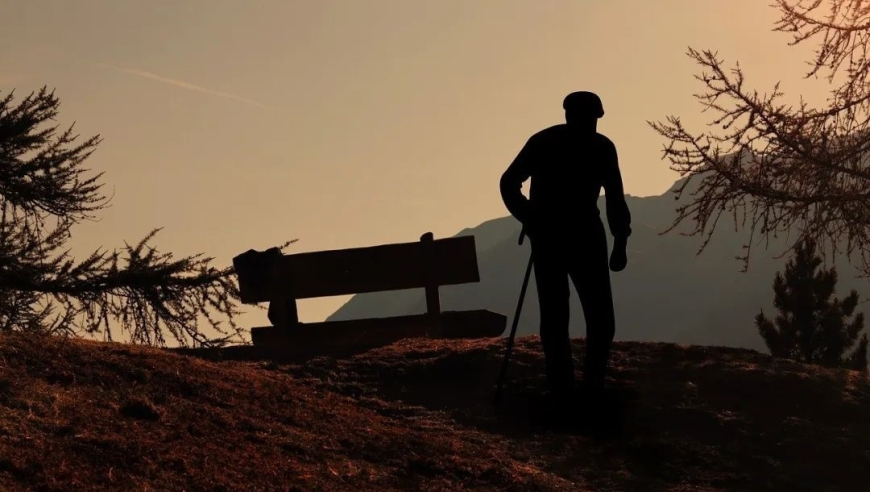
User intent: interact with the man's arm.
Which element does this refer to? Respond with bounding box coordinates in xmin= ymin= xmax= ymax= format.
xmin=602 ymin=139 xmax=631 ymax=239
xmin=499 ymin=137 xmax=536 ymax=224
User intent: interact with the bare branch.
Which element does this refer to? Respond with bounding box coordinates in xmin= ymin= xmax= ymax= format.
xmin=649 ymin=1 xmax=870 ymax=275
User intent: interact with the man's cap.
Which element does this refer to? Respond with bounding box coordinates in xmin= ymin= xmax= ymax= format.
xmin=562 ymin=91 xmax=604 ymax=118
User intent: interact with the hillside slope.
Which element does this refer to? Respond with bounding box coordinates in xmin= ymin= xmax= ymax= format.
xmin=1 ymin=333 xmax=869 ymax=491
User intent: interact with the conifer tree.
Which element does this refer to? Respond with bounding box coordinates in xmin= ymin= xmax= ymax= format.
xmin=0 ymin=87 xmax=291 ymax=347
xmin=756 ymin=239 xmax=868 ymax=371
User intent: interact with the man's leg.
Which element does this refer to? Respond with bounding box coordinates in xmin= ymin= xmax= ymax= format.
xmin=568 ymin=231 xmax=616 ymax=392
xmin=531 ymin=242 xmax=574 ymax=399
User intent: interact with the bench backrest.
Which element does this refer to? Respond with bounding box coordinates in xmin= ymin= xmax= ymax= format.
xmin=234 ymin=233 xmax=479 ymax=305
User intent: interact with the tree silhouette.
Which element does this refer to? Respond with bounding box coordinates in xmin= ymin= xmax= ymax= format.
xmin=756 ymin=238 xmax=868 ymax=371
xmin=649 ymin=0 xmax=870 ymax=275
xmin=0 ymin=87 xmax=292 ymax=347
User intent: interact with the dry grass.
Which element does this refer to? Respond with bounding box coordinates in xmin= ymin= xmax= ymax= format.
xmin=0 ymin=332 xmax=868 ymax=491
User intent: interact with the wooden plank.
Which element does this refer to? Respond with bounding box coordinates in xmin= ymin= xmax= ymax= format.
xmin=250 ymin=309 xmax=507 ymax=353
xmin=174 ymin=310 xmax=507 ymax=364
xmin=238 ymin=235 xmax=480 ymax=303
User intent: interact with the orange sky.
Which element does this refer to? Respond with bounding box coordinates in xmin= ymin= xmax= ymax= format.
xmin=0 ymin=0 xmax=833 ymax=331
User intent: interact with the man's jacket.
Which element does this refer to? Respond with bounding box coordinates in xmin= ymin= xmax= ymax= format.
xmin=499 ymin=124 xmax=632 ymax=241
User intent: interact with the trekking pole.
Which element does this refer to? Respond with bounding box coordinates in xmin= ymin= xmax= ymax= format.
xmin=493 ymin=228 xmax=533 ymax=405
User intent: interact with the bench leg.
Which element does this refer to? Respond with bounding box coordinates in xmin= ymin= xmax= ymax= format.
xmin=268 ymin=297 xmax=299 ymax=329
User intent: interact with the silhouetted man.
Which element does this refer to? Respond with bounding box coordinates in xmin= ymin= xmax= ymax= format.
xmin=499 ymin=91 xmax=631 ymax=404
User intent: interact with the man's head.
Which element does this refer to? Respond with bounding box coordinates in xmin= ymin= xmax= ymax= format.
xmin=563 ymin=91 xmax=603 ymax=131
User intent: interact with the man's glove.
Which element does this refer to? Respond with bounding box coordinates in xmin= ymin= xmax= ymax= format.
xmin=609 ymin=236 xmax=628 ymax=272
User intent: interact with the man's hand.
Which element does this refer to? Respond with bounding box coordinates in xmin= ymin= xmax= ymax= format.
xmin=609 ymin=236 xmax=628 ymax=272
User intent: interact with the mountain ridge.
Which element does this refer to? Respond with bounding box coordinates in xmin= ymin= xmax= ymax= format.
xmin=327 ymin=175 xmax=870 ymax=353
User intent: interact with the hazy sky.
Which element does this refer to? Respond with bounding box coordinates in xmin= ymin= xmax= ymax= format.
xmin=1 ymin=1 xmax=832 ymax=329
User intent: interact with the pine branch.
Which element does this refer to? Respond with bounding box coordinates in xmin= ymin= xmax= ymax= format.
xmin=0 ymin=87 xmax=296 ymax=347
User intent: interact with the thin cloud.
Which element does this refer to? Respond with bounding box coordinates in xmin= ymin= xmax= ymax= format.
xmin=99 ymin=63 xmax=267 ymax=109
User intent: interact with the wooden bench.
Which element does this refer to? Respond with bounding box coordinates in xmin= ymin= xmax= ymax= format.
xmin=232 ymin=232 xmax=507 ymax=355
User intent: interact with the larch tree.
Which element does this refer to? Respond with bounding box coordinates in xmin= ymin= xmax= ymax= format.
xmin=649 ymin=0 xmax=870 ymax=275
xmin=0 ymin=87 xmax=291 ymax=347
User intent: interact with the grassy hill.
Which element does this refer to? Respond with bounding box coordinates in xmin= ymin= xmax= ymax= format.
xmin=0 ymin=332 xmax=868 ymax=491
